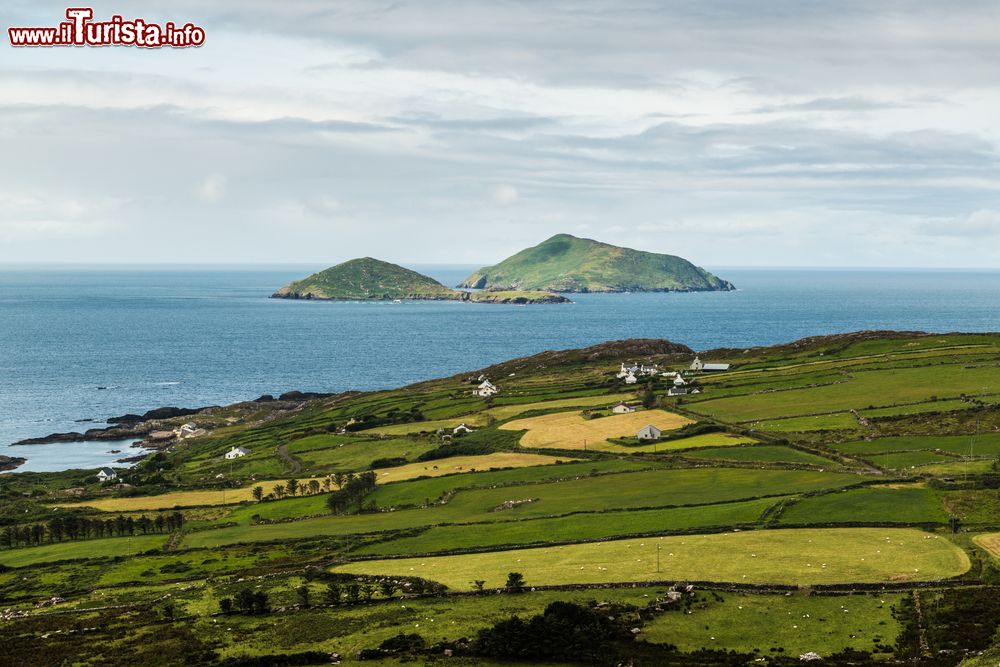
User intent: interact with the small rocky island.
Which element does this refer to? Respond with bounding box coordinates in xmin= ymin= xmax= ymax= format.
xmin=272 ymin=257 xmax=570 ymax=304
xmin=459 ymin=233 xmax=735 ymax=293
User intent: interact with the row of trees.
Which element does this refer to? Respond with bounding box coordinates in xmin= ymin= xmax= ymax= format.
xmin=326 ymin=471 xmax=377 ymax=514
xmin=0 ymin=512 xmax=184 ymax=548
xmin=219 ymin=588 xmax=269 ymax=615
xmin=249 ymin=471 xmax=374 ymax=503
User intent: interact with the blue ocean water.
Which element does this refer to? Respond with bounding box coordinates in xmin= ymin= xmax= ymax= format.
xmin=1 ymin=266 xmax=998 ymax=470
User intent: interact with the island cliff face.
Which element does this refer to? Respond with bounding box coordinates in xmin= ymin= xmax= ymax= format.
xmin=458 ymin=234 xmax=735 ymax=293
xmin=272 ymin=257 xmax=569 ymax=304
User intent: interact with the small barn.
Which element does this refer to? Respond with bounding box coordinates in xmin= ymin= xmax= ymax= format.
xmin=612 ymin=402 xmax=636 ymax=414
xmin=636 ymin=425 xmax=662 ymax=441
xmin=225 ymin=446 xmax=250 ymax=460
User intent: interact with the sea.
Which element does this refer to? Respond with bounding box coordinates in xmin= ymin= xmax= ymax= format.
xmin=2 ymin=266 xmax=999 ymax=472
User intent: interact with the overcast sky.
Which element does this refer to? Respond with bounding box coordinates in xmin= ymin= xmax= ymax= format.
xmin=2 ymin=1 xmax=999 ymax=267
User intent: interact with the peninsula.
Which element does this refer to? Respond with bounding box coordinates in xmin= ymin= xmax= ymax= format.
xmin=459 ymin=233 xmax=735 ymax=293
xmin=271 ymin=257 xmax=569 ymax=304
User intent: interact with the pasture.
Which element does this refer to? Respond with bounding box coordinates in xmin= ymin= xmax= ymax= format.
xmin=778 ymin=485 xmax=948 ymax=525
xmin=973 ymin=533 xmax=1000 ymax=558
xmin=641 ymin=592 xmax=903 ymax=656
xmin=501 ymin=408 xmax=693 ymax=450
xmin=683 ymin=445 xmax=835 ymax=466
xmin=334 ymin=527 xmax=971 ymax=588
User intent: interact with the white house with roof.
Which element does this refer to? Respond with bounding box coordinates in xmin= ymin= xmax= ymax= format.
xmin=618 ymin=362 xmax=659 ymax=379
xmin=612 ymin=402 xmax=636 ymax=414
xmin=636 ymin=425 xmax=662 ymax=441
xmin=225 ymin=446 xmax=250 ymax=460
xmin=96 ymin=467 xmax=117 ymax=482
xmin=623 ymin=373 xmax=638 ymax=385
xmin=474 ymin=379 xmax=499 ymax=397
xmin=452 ymin=423 xmax=475 ymax=435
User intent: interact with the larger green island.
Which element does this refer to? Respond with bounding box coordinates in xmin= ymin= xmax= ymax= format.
xmin=271 ymin=257 xmax=569 ymax=304
xmin=3 ymin=331 xmax=1000 ymax=665
xmin=459 ymin=233 xmax=735 ymax=293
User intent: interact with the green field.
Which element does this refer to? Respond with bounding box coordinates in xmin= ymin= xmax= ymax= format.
xmin=335 ymin=527 xmax=970 ymax=588
xmin=690 ymin=365 xmax=1000 ymax=422
xmin=641 ymin=592 xmax=903 ymax=656
xmin=753 ymin=413 xmax=860 ymax=432
xmin=683 ymin=445 xmax=835 ymax=466
xmin=354 ymin=497 xmax=781 ymax=556
xmin=0 ymin=534 xmax=166 ymax=568
xmin=778 ymin=486 xmax=948 ymax=525
xmin=830 ymin=434 xmax=1000 ymax=457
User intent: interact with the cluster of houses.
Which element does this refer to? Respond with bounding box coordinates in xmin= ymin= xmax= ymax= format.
xmin=616 ymin=362 xmax=660 ymax=385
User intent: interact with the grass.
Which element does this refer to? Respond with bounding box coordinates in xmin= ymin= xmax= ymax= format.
xmin=870 ymin=450 xmax=955 ymax=469
xmin=354 ymin=497 xmax=781 ymax=556
xmin=683 ymin=445 xmax=835 ymax=466
xmin=184 ymin=468 xmax=866 ymax=550
xmin=501 ymin=409 xmax=694 ymax=450
xmin=641 ymin=591 xmax=903 ymax=656
xmin=368 ymin=458 xmax=649 ymax=508
xmin=0 ymin=534 xmax=166 ymax=568
xmin=287 ymin=435 xmax=437 ymax=472
xmin=753 ymin=413 xmax=860 ymax=432
xmin=915 ymin=459 xmax=997 ymax=476
xmin=830 ymin=434 xmax=1000 ymax=457
xmin=360 ymin=393 xmax=637 ymax=434
xmin=333 ymin=527 xmax=971 ymax=588
xmin=779 ymin=486 xmax=948 ymax=525
xmin=690 ymin=364 xmax=1000 ymax=422
xmin=369 ymin=452 xmax=577 ymax=484
xmin=942 ymin=490 xmax=1000 ymax=524
xmin=602 ymin=432 xmax=759 ymax=454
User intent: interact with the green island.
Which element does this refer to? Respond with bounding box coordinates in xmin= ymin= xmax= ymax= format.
xmin=271 ymin=257 xmax=569 ymax=304
xmin=459 ymin=233 xmax=735 ymax=293
xmin=4 ymin=331 xmax=1000 ymax=665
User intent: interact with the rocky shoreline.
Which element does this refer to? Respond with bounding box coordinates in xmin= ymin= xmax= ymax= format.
xmin=11 ymin=391 xmax=336 ymax=447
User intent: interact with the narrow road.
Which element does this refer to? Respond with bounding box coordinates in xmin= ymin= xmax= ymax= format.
xmin=276 ymin=443 xmax=303 ymax=474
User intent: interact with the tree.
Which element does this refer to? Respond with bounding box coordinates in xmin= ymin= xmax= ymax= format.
xmin=949 ymin=515 xmax=961 ymax=534
xmin=472 ymin=580 xmax=486 ymax=592
xmin=378 ymin=580 xmax=397 ymax=599
xmin=251 ymin=486 xmax=264 ymax=503
xmin=161 ymin=600 xmax=176 ymax=621
xmin=322 ymin=477 xmax=332 ymax=492
xmin=252 ymin=590 xmax=269 ymax=614
xmin=345 ymin=582 xmax=360 ymax=603
xmin=308 ymin=479 xmax=321 ymax=495
xmin=234 ymin=588 xmax=256 ymax=614
xmin=323 ymin=583 xmax=342 ymax=605
xmin=360 ymin=582 xmax=376 ymax=602
xmin=286 ymin=478 xmax=299 ymax=497
xmin=296 ymin=585 xmax=310 ymax=608
xmin=504 ymin=572 xmax=526 ymax=593
xmin=219 ymin=597 xmax=234 ymax=615
xmin=273 ymin=484 xmax=286 ymax=500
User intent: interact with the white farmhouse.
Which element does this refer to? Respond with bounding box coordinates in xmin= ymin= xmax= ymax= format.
xmin=611 ymin=402 xmax=636 ymax=414
xmin=96 ymin=467 xmax=117 ymax=482
xmin=474 ymin=379 xmax=499 ymax=397
xmin=452 ymin=423 xmax=475 ymax=435
xmin=225 ymin=446 xmax=250 ymax=460
xmin=636 ymin=425 xmax=662 ymax=441
xmin=623 ymin=373 xmax=638 ymax=385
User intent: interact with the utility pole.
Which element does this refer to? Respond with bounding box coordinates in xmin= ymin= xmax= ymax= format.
xmin=656 ymin=543 xmax=661 ymax=573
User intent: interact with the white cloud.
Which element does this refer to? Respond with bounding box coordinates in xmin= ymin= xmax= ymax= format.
xmin=490 ymin=184 xmax=519 ymax=206
xmin=195 ymin=174 xmax=228 ymax=203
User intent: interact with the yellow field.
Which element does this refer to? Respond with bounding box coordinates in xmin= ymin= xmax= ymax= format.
xmin=54 ymin=453 xmax=574 ymax=512
xmin=360 ymin=393 xmax=636 ymax=435
xmin=973 ymin=533 xmax=1000 ymax=558
xmin=368 ymin=452 xmax=576 ymax=484
xmin=501 ymin=409 xmax=694 ymax=450
xmin=334 ymin=528 xmax=970 ymax=588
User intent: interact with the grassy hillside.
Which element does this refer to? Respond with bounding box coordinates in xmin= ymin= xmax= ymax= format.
xmin=5 ymin=331 xmax=1000 ymax=664
xmin=459 ymin=233 xmax=735 ymax=292
xmin=273 ymin=257 xmax=568 ymax=303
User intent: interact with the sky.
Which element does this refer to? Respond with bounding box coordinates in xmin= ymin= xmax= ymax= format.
xmin=1 ymin=1 xmax=999 ymax=267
